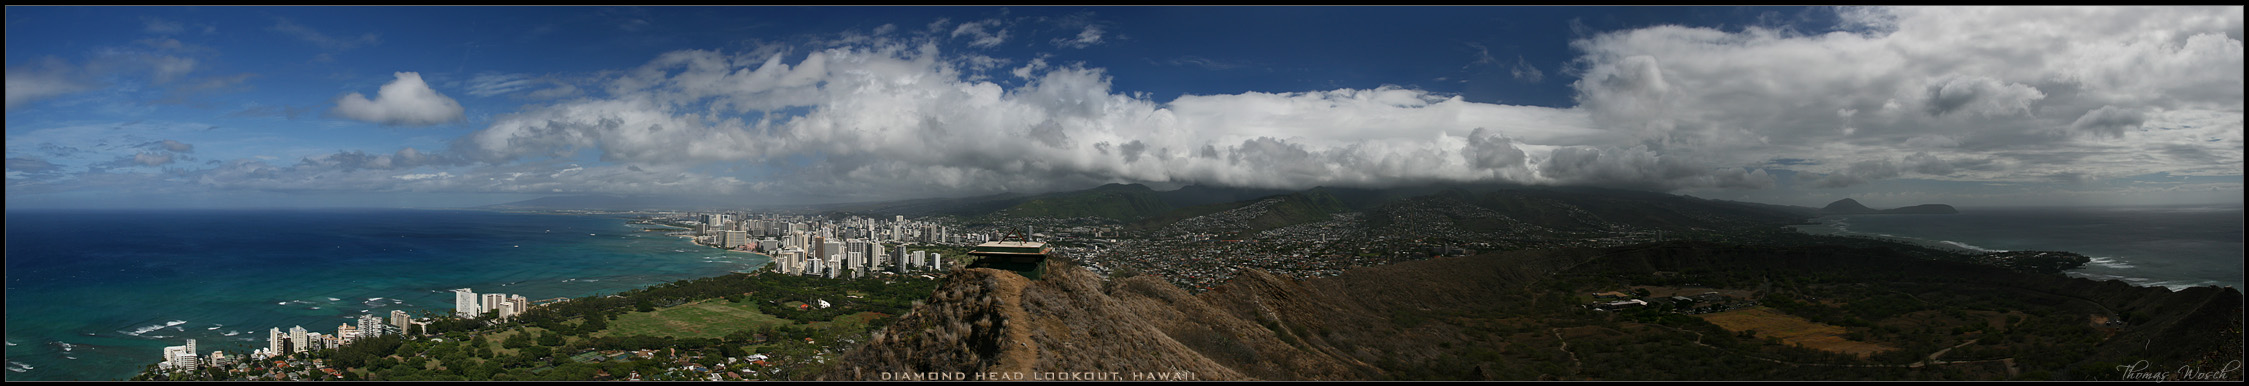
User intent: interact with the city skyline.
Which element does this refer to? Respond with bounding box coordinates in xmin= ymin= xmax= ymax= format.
xmin=6 ymin=6 xmax=2243 ymax=210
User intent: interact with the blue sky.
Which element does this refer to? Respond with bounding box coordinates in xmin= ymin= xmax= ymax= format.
xmin=6 ymin=6 xmax=2243 ymax=209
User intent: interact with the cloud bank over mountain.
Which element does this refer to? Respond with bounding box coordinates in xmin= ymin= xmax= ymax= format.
xmin=6 ymin=7 xmax=2241 ymax=207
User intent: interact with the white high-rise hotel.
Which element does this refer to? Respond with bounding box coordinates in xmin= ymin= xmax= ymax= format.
xmin=455 ymin=288 xmax=480 ymax=317
xmin=453 ymin=288 xmax=531 ymax=320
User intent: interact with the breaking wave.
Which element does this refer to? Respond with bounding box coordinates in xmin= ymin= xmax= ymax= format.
xmin=121 ymin=320 xmax=189 ymax=337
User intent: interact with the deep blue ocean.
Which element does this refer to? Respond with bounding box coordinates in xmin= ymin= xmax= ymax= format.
xmin=3 ymin=209 xmax=769 ymax=381
xmin=1791 ymin=205 xmax=2245 ymax=291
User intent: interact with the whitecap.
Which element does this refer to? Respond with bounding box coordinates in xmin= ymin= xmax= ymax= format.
xmin=55 ymin=342 xmax=74 ymax=351
xmin=1938 ymin=241 xmax=2004 ymax=253
xmin=122 ymin=320 xmax=189 ymax=336
xmin=327 ymin=297 xmax=341 ymax=301
xmin=2086 ymin=257 xmax=2135 ymax=269
xmin=223 ymin=331 xmax=240 ymax=336
xmin=6 ymin=360 xmax=32 ymax=372
xmin=309 ymin=307 xmax=321 ymax=310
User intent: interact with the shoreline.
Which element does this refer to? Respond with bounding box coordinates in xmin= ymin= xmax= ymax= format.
xmin=1791 ymin=214 xmax=2242 ymax=292
xmin=6 ymin=210 xmax=778 ymax=382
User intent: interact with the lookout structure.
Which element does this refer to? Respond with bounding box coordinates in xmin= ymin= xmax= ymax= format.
xmin=966 ymin=240 xmax=1052 ymax=280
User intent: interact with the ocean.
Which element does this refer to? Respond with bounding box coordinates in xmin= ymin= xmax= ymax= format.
xmin=1790 ymin=205 xmax=2245 ymax=291
xmin=2 ymin=209 xmax=770 ymax=381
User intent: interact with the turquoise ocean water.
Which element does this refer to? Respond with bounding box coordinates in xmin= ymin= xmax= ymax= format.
xmin=3 ymin=209 xmax=769 ymax=381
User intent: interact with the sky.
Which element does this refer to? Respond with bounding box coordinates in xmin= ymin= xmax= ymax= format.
xmin=5 ymin=6 xmax=2243 ymax=210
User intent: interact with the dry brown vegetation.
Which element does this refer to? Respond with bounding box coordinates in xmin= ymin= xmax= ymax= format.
xmin=1698 ymin=307 xmax=1896 ymax=358
xmin=821 ymin=249 xmax=1596 ymax=380
xmin=818 ymin=240 xmax=2240 ymax=381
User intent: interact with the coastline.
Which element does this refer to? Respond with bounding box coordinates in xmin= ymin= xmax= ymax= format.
xmin=4 ymin=209 xmax=776 ymax=381
xmin=1791 ymin=207 xmax=2244 ymax=291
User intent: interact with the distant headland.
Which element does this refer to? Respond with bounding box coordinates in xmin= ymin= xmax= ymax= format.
xmin=1819 ymin=198 xmax=1959 ymax=215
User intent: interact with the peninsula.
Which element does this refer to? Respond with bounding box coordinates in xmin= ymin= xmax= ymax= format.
xmin=1819 ymin=198 xmax=1958 ymax=215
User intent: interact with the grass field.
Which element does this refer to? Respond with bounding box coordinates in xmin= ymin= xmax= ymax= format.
xmin=1696 ymin=306 xmax=1896 ymax=358
xmin=600 ymin=299 xmax=792 ymax=339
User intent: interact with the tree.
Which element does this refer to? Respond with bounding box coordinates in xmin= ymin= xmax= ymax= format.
xmin=538 ymin=332 xmax=565 ymax=347
xmin=582 ymin=315 xmax=610 ymax=333
xmin=504 ymin=333 xmax=530 ymax=349
xmin=636 ymin=300 xmax=657 ymax=313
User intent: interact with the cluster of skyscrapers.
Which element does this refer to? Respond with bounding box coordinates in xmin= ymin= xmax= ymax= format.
xmin=691 ymin=214 xmax=982 ymax=279
xmin=163 ymin=287 xmax=539 ymax=371
xmin=246 ymin=310 xmax=409 ymax=361
xmin=454 ymin=288 xmax=532 ymax=320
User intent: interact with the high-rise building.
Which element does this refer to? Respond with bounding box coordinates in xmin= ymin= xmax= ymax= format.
xmin=268 ymin=327 xmax=285 ymax=356
xmin=289 ymin=326 xmax=308 ymax=354
xmin=810 ymin=236 xmax=828 ymax=263
xmin=337 ymin=323 xmax=358 ymax=344
xmin=161 ymin=341 xmax=198 ymax=371
xmin=870 ymin=243 xmax=886 ymax=270
xmin=454 ymin=288 xmax=480 ymax=318
xmin=497 ymin=301 xmax=518 ymax=320
xmin=723 ymin=230 xmax=747 ymax=248
xmin=511 ymin=294 xmax=531 ymax=316
xmin=357 ymin=314 xmax=386 ymax=338
xmin=847 ymin=252 xmax=863 ymax=278
xmin=389 ymin=310 xmax=411 ymax=333
xmin=481 ymin=293 xmax=507 ymax=317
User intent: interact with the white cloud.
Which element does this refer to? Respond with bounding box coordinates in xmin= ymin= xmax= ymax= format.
xmin=270 ymin=17 xmax=380 ymax=51
xmin=143 ymin=17 xmax=184 ymax=35
xmin=331 ymin=72 xmax=466 ymax=126
xmin=36 ymin=7 xmax=2237 ymax=203
xmin=950 ymin=19 xmax=1009 ymax=48
xmin=4 ymin=58 xmax=90 ymax=110
xmin=1510 ymin=56 xmax=1544 ymax=83
xmin=465 ymin=73 xmax=540 ymax=97
xmin=1566 ymin=6 xmax=2243 ymax=190
xmin=452 ymin=40 xmax=1756 ymax=200
xmin=131 ymin=152 xmax=177 ymax=167
xmin=1054 ymin=25 xmax=1104 ymax=48
xmin=392 ymin=172 xmax=452 ymax=181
